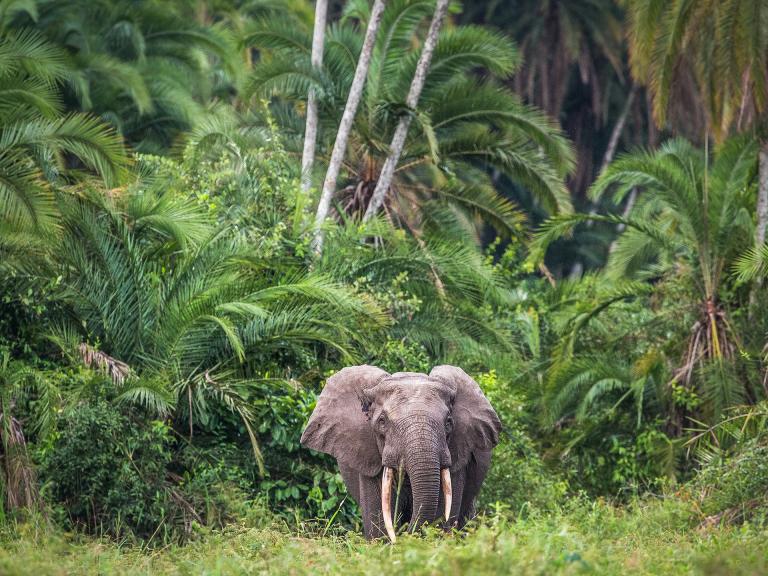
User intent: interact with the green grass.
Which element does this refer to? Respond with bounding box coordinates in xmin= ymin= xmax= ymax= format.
xmin=1 ymin=499 xmax=767 ymax=575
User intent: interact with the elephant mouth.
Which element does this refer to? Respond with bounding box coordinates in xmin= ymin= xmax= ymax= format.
xmin=380 ymin=466 xmax=452 ymax=543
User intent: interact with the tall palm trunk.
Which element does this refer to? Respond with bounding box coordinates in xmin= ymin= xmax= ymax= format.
xmin=600 ymin=83 xmax=638 ymax=173
xmin=749 ymin=139 xmax=768 ymax=316
xmin=311 ymin=0 xmax=388 ymax=255
xmin=300 ymin=0 xmax=328 ymax=193
xmin=569 ymin=85 xmax=638 ymax=278
xmin=756 ymin=140 xmax=768 ymax=248
xmin=362 ymin=0 xmax=451 ymax=222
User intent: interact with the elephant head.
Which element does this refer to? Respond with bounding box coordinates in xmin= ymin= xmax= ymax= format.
xmin=300 ymin=365 xmax=501 ymax=541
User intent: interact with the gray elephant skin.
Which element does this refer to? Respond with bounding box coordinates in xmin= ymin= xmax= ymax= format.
xmin=300 ymin=365 xmax=501 ymax=541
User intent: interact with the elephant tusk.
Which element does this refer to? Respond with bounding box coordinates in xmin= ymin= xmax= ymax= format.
xmin=381 ymin=467 xmax=396 ymax=543
xmin=441 ymin=468 xmax=452 ymax=522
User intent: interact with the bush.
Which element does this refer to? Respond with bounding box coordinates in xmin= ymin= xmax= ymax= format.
xmin=175 ymin=450 xmax=255 ymax=531
xmin=480 ymin=429 xmax=567 ymax=514
xmin=476 ymin=371 xmax=567 ymax=513
xmin=39 ymin=399 xmax=268 ymax=541
xmin=557 ymin=423 xmax=674 ymax=497
xmin=40 ymin=401 xmax=176 ymax=539
xmin=693 ymin=436 xmax=768 ymax=525
xmin=255 ymin=381 xmax=362 ymax=528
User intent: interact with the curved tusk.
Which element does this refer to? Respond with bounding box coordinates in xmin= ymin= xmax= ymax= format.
xmin=381 ymin=467 xmax=396 ymax=543
xmin=441 ymin=468 xmax=452 ymax=522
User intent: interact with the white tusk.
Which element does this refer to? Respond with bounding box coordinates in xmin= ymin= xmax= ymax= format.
xmin=381 ymin=467 xmax=396 ymax=543
xmin=441 ymin=468 xmax=452 ymax=522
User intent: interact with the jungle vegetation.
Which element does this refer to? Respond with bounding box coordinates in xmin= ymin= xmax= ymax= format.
xmin=2 ymin=0 xmax=768 ymax=572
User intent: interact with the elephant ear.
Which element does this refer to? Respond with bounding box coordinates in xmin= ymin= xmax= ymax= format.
xmin=301 ymin=365 xmax=389 ymax=477
xmin=430 ymin=365 xmax=501 ymax=471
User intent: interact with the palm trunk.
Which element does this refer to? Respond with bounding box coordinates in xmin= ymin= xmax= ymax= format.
xmin=300 ymin=0 xmax=328 ymax=193
xmin=756 ymin=139 xmax=768 ymax=248
xmin=362 ymin=0 xmax=450 ymax=222
xmin=600 ymin=83 xmax=637 ymax=173
xmin=749 ymin=139 xmax=768 ymax=317
xmin=311 ymin=0 xmax=388 ymax=255
xmin=568 ymin=86 xmax=637 ymax=278
xmin=607 ymin=186 xmax=638 ymax=254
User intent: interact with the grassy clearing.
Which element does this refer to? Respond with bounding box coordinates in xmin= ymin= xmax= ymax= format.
xmin=1 ymin=499 xmax=766 ymax=575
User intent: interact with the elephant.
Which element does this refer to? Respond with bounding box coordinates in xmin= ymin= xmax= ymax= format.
xmin=300 ymin=365 xmax=501 ymax=542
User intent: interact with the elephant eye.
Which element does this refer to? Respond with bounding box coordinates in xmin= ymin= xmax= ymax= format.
xmin=445 ymin=416 xmax=453 ymax=434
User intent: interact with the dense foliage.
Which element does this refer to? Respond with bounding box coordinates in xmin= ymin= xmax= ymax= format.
xmin=1 ymin=2 xmax=768 ymax=566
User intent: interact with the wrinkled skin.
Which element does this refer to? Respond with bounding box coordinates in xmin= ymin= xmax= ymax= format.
xmin=301 ymin=365 xmax=501 ymax=540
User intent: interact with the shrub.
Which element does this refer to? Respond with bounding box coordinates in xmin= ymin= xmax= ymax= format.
xmin=480 ymin=427 xmax=568 ymax=514
xmin=39 ymin=401 xmax=175 ymax=539
xmin=255 ymin=381 xmax=361 ymax=527
xmin=476 ymin=371 xmax=567 ymax=513
xmin=557 ymin=423 xmax=674 ymax=497
xmin=693 ymin=435 xmax=768 ymax=526
xmin=375 ymin=338 xmax=431 ymax=374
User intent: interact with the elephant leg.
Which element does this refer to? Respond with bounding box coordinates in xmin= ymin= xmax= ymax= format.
xmin=457 ymin=450 xmax=492 ymax=528
xmin=358 ymin=471 xmax=387 ymax=540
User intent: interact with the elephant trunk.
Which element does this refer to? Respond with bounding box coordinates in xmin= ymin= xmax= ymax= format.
xmin=403 ymin=419 xmax=444 ymax=527
xmin=407 ymin=460 xmax=440 ymax=527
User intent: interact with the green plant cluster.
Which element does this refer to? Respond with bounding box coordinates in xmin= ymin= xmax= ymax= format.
xmin=3 ymin=0 xmax=768 ymax=554
xmin=41 ymin=402 xmax=176 ymax=539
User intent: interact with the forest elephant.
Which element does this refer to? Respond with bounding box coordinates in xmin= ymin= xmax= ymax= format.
xmin=300 ymin=365 xmax=501 ymax=542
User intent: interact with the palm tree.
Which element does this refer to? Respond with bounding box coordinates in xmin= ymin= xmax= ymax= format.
xmin=181 ymin=115 xmax=518 ymax=368
xmin=32 ymin=0 xmax=241 ymax=153
xmin=625 ymin=0 xmax=768 ymax=251
xmin=312 ymin=0 xmax=387 ymax=254
xmin=0 ymin=30 xmax=127 ymax=237
xmin=471 ymin=0 xmax=624 ymax=114
xmin=301 ymin=0 xmax=328 ymax=192
xmin=462 ymin=0 xmax=631 ymax=196
xmin=315 ymin=217 xmax=517 ymax=362
xmin=48 ymin=180 xmax=387 ymax=469
xmin=363 ymin=0 xmax=450 ymax=221
xmin=545 ymin=353 xmax=665 ymax=430
xmin=534 ymin=136 xmax=760 ymax=422
xmin=245 ymin=0 xmax=573 ymax=245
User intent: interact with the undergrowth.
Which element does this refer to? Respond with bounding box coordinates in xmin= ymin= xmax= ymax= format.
xmin=1 ymin=497 xmax=767 ymax=575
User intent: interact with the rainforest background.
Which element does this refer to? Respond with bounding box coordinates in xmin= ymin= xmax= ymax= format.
xmin=2 ymin=1 xmax=768 ymax=573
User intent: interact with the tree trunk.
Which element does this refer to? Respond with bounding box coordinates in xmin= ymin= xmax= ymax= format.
xmin=568 ymin=85 xmax=638 ymax=278
xmin=756 ymin=139 xmax=768 ymax=248
xmin=608 ymin=186 xmax=638 ymax=254
xmin=749 ymin=139 xmax=768 ymax=316
xmin=600 ymin=83 xmax=637 ymax=173
xmin=362 ymin=0 xmax=450 ymax=222
xmin=300 ymin=0 xmax=328 ymax=193
xmin=311 ymin=0 xmax=388 ymax=256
